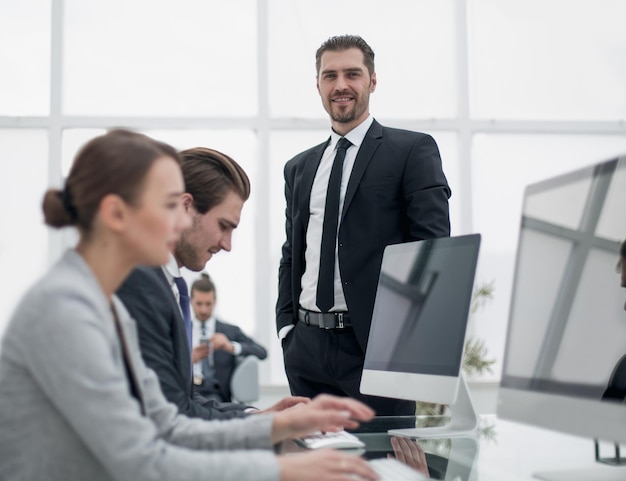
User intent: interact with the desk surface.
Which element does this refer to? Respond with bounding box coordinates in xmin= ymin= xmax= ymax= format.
xmin=302 ymin=415 xmax=626 ymax=481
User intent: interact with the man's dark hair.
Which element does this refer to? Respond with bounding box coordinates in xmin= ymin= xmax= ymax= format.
xmin=315 ymin=34 xmax=375 ymax=76
xmin=179 ymin=147 xmax=250 ymax=215
xmin=191 ymin=272 xmax=216 ymax=297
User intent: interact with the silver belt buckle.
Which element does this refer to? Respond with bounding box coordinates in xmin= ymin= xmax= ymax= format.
xmin=337 ymin=313 xmax=344 ymax=329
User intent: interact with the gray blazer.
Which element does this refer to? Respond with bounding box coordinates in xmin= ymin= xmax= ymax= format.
xmin=0 ymin=250 xmax=280 ymax=481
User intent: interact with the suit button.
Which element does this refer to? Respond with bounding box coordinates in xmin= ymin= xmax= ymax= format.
xmin=338 ymin=243 xmax=343 ymax=247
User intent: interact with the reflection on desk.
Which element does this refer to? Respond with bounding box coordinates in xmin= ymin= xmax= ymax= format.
xmin=284 ymin=415 xmax=626 ymax=480
xmin=283 ymin=416 xmax=478 ymax=480
xmin=352 ymin=414 xmax=626 ymax=481
xmin=477 ymin=416 xmax=626 ymax=481
xmin=350 ymin=415 xmax=479 ymax=480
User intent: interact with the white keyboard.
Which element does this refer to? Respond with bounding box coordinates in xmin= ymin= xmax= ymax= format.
xmin=368 ymin=458 xmax=429 ymax=481
xmin=295 ymin=430 xmax=365 ymax=450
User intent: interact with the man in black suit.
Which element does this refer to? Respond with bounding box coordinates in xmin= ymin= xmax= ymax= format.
xmin=277 ymin=34 xmax=451 ymax=415
xmin=118 ymin=147 xmax=307 ymax=420
xmin=190 ymin=273 xmax=267 ymax=403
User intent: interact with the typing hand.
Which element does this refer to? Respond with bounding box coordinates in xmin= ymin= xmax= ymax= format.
xmin=278 ymin=450 xmax=378 ymax=481
xmin=271 ymin=394 xmax=375 ymax=444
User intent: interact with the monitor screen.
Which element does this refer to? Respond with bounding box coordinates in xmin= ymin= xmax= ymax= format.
xmin=361 ymin=234 xmax=481 ymax=405
xmin=498 ymin=155 xmax=626 ymax=446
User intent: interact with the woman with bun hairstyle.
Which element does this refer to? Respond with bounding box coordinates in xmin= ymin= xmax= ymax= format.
xmin=0 ymin=129 xmax=378 ymax=481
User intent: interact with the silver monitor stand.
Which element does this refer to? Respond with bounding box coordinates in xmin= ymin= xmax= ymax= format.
xmin=388 ymin=374 xmax=478 ymax=439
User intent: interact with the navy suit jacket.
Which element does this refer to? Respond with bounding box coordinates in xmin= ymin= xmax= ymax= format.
xmin=276 ymin=119 xmax=451 ymax=350
xmin=117 ymin=266 xmax=248 ymax=419
xmin=200 ymin=320 xmax=267 ymax=402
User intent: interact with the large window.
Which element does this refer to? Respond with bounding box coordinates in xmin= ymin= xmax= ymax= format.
xmin=2 ymin=0 xmax=626 ymax=384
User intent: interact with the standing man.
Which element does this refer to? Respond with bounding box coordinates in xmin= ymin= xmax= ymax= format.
xmin=118 ymin=147 xmax=306 ymax=420
xmin=277 ymin=34 xmax=451 ymax=415
xmin=191 ymin=272 xmax=267 ymax=403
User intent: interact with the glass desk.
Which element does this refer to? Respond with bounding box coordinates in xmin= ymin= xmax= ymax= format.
xmin=286 ymin=415 xmax=626 ymax=481
xmin=351 ymin=415 xmax=480 ymax=480
xmin=284 ymin=415 xmax=479 ymax=480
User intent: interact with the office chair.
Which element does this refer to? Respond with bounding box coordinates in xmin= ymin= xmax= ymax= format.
xmin=229 ymin=355 xmax=260 ymax=404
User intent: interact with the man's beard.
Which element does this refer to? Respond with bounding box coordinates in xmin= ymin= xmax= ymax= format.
xmin=327 ymin=91 xmax=369 ymax=124
xmin=330 ymin=109 xmax=357 ymax=123
xmin=174 ymin=234 xmax=205 ymax=272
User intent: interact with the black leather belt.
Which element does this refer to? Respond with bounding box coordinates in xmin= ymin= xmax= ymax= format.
xmin=298 ymin=308 xmax=352 ymax=329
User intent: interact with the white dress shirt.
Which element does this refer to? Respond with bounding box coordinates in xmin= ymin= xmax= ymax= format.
xmin=278 ymin=116 xmax=373 ymax=341
xmin=192 ymin=315 xmax=215 ymax=380
xmin=299 ymin=115 xmax=373 ymax=312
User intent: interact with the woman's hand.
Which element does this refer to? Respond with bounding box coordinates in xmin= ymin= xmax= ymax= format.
xmin=271 ymin=394 xmax=375 ymax=444
xmin=278 ymin=449 xmax=378 ymax=481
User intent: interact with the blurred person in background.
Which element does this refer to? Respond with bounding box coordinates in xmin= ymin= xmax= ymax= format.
xmin=190 ymin=272 xmax=267 ymax=403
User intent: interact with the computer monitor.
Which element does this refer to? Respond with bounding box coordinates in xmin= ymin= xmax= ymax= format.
xmin=497 ymin=155 xmax=626 ymax=481
xmin=360 ymin=234 xmax=481 ymax=438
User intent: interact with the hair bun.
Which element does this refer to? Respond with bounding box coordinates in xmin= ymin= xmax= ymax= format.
xmin=200 ymin=272 xmax=210 ymax=280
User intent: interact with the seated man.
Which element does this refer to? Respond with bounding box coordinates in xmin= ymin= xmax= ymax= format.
xmin=117 ymin=146 xmax=306 ymax=420
xmin=191 ymin=272 xmax=267 ymax=402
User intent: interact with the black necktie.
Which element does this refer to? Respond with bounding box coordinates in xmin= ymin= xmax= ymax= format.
xmin=173 ymin=276 xmax=193 ymax=360
xmin=199 ymin=323 xmax=216 ymax=383
xmin=316 ymin=137 xmax=352 ymax=313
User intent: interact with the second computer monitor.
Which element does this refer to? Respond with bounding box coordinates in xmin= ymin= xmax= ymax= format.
xmin=498 ymin=155 xmax=626 ymax=444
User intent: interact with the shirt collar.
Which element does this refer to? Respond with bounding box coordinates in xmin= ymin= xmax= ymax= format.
xmin=195 ymin=316 xmax=217 ymax=337
xmin=161 ymin=253 xmax=182 ymax=286
xmin=329 ymin=114 xmax=373 ymax=150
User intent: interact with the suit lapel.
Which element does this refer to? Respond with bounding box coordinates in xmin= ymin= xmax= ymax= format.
xmin=215 ymin=319 xmax=224 ymax=334
xmin=153 ymin=267 xmax=193 ymax=385
xmin=341 ymin=120 xmax=383 ymax=222
xmin=111 ymin=296 xmax=147 ymax=414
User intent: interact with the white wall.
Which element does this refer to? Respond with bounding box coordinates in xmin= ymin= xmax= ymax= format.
xmin=2 ymin=0 xmax=626 ymax=386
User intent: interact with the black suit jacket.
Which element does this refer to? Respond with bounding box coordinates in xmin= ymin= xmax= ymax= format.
xmin=116 ymin=266 xmax=248 ymax=419
xmin=603 ymin=354 xmax=626 ymax=402
xmin=199 ymin=320 xmax=267 ymax=402
xmin=276 ymin=120 xmax=451 ymax=350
